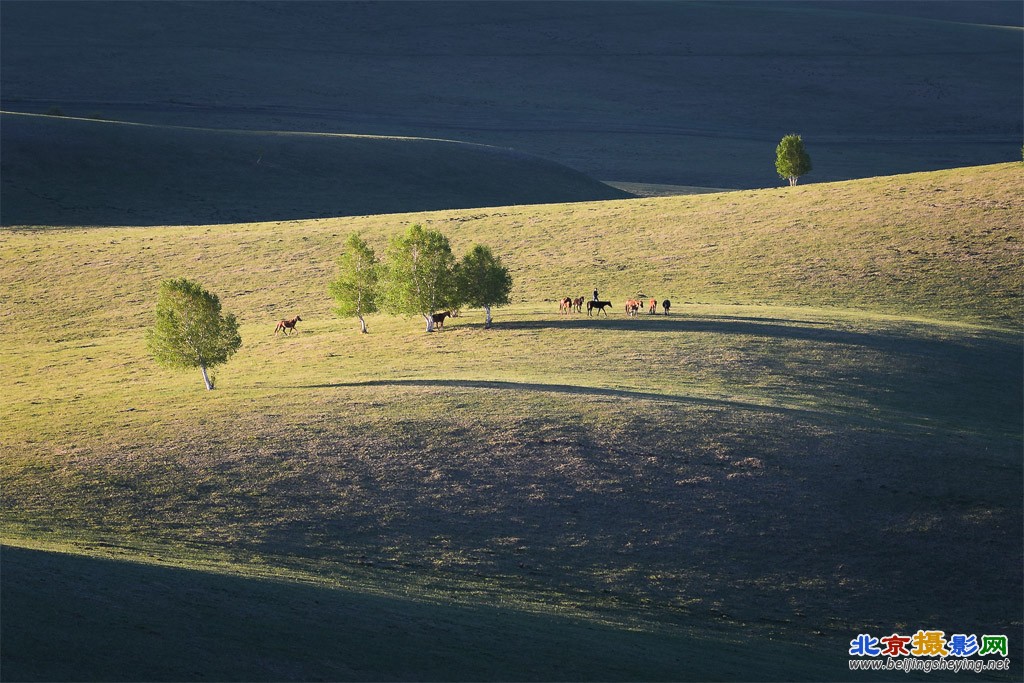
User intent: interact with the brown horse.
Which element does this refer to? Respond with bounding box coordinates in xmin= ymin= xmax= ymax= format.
xmin=275 ymin=315 xmax=302 ymax=335
xmin=559 ymin=297 xmax=572 ymax=314
xmin=625 ymin=299 xmax=641 ymax=317
xmin=432 ymin=310 xmax=453 ymax=329
xmin=573 ymin=296 xmax=584 ymax=313
xmin=648 ymin=298 xmax=657 ymax=314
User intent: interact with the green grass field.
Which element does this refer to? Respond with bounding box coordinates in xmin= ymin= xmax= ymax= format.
xmin=2 ymin=163 xmax=1022 ymax=680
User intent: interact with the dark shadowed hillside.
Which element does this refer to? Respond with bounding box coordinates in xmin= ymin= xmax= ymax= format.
xmin=2 ymin=1 xmax=1020 ymax=189
xmin=0 ymin=113 xmax=629 ymax=227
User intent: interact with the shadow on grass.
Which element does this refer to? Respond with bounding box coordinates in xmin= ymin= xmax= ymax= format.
xmin=304 ymin=312 xmax=1022 ymax=434
xmin=490 ymin=315 xmax=1016 ymax=355
xmin=1 ymin=544 xmax=851 ymax=682
xmin=299 ymin=377 xmax=826 ymax=418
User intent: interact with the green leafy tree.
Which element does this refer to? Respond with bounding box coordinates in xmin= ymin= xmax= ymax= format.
xmin=329 ymin=233 xmax=379 ymax=334
xmin=379 ymin=223 xmax=458 ymax=332
xmin=775 ymin=134 xmax=812 ymax=186
xmin=456 ymin=244 xmax=512 ymax=328
xmin=147 ymin=278 xmax=242 ymax=390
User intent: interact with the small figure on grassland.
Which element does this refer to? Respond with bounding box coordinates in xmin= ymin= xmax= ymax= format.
xmin=275 ymin=315 xmax=302 ymax=335
xmin=431 ymin=310 xmax=453 ymax=330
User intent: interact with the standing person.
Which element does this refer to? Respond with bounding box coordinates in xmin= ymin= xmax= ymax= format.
xmin=593 ymin=288 xmax=599 ymax=301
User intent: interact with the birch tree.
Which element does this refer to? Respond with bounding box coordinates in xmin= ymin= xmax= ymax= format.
xmin=456 ymin=244 xmax=512 ymax=328
xmin=775 ymin=133 xmax=812 ymax=186
xmin=329 ymin=233 xmax=379 ymax=334
xmin=147 ymin=278 xmax=242 ymax=390
xmin=379 ymin=223 xmax=458 ymax=332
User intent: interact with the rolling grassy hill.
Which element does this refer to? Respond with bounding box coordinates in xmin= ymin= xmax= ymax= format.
xmin=2 ymin=163 xmax=1022 ymax=680
xmin=2 ymin=1 xmax=1020 ymax=188
xmin=0 ymin=112 xmax=629 ymax=226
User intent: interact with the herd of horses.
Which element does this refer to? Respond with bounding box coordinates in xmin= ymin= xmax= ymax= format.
xmin=559 ymin=296 xmax=586 ymax=314
xmin=273 ymin=310 xmax=458 ymax=334
xmin=275 ymin=296 xmax=671 ymax=334
xmin=560 ymin=296 xmax=670 ymax=317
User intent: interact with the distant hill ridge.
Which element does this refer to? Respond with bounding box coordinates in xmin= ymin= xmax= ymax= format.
xmin=0 ymin=112 xmax=631 ymax=227
xmin=2 ymin=1 xmax=1019 ymax=187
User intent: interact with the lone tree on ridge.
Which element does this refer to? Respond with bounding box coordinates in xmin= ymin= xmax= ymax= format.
xmin=379 ymin=223 xmax=459 ymax=332
xmin=775 ymin=133 xmax=812 ymax=186
xmin=147 ymin=278 xmax=242 ymax=390
xmin=456 ymin=244 xmax=512 ymax=329
xmin=329 ymin=232 xmax=379 ymax=334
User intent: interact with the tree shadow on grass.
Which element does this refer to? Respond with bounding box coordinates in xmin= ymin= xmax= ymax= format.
xmin=300 ymin=377 xmax=829 ymax=419
xmin=305 ymin=313 xmax=1022 ymax=435
xmin=490 ymin=314 xmax=1017 ymax=356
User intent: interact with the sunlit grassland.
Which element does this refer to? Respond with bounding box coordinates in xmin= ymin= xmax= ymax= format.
xmin=2 ymin=163 xmax=1022 ymax=679
xmin=4 ymin=163 xmax=1020 ymax=327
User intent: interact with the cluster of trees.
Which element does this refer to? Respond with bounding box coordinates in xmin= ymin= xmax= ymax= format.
xmin=147 ymin=137 xmax=812 ymax=391
xmin=329 ymin=223 xmax=512 ymax=334
xmin=148 ymin=224 xmax=512 ymax=389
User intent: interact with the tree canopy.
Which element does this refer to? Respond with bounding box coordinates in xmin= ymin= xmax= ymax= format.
xmin=147 ymin=278 xmax=242 ymax=390
xmin=378 ymin=223 xmax=459 ymax=332
xmin=456 ymin=244 xmax=512 ymax=328
xmin=775 ymin=134 xmax=812 ymax=186
xmin=329 ymin=232 xmax=379 ymax=334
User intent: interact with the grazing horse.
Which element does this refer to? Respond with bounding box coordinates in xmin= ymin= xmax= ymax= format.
xmin=587 ymin=300 xmax=612 ymax=316
xmin=432 ymin=310 xmax=453 ymax=329
xmin=662 ymin=300 xmax=671 ymax=315
xmin=275 ymin=315 xmax=302 ymax=335
xmin=648 ymin=298 xmax=657 ymax=314
xmin=559 ymin=297 xmax=572 ymax=314
xmin=625 ymin=299 xmax=641 ymax=317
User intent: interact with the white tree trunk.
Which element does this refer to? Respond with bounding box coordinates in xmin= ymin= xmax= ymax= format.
xmin=359 ymin=315 xmax=368 ymax=334
xmin=200 ymin=364 xmax=213 ymax=390
xmin=483 ymin=305 xmax=493 ymax=328
xmin=423 ymin=314 xmax=435 ymax=332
